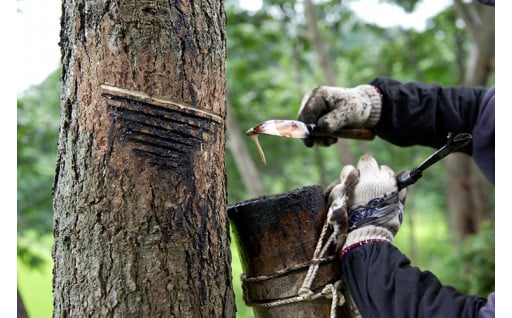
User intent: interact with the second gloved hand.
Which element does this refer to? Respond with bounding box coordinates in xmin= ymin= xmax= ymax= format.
xmin=326 ymin=154 xmax=407 ymax=256
xmin=298 ymin=85 xmax=382 ymax=147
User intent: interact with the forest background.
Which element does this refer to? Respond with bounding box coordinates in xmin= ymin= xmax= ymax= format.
xmin=15 ymin=0 xmax=500 ymax=317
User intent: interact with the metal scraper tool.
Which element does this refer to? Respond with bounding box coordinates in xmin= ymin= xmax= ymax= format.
xmin=396 ymin=132 xmax=473 ymax=190
xmin=246 ymin=119 xmax=375 ymax=140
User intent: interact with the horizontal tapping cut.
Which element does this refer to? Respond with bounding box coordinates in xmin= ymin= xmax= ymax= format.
xmin=100 ymin=84 xmax=223 ymax=123
xmin=102 ymin=84 xmax=220 ymax=170
xmin=131 ymin=149 xmax=182 ymax=170
xmin=128 ymin=135 xmax=191 ymax=156
xmin=107 ymin=98 xmax=210 ymax=131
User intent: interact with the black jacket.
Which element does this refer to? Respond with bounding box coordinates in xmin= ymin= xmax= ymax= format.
xmin=340 ymin=77 xmax=495 ymax=317
xmin=342 ymin=242 xmax=488 ymax=318
xmin=371 ymin=77 xmax=494 ymax=185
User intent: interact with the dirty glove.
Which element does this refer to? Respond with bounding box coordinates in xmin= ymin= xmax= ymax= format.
xmin=298 ymin=85 xmax=382 ymax=147
xmin=325 ymin=154 xmax=406 ymax=256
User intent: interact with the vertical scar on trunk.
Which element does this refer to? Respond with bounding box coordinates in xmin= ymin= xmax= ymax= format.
xmin=101 ymin=85 xmax=222 ymax=171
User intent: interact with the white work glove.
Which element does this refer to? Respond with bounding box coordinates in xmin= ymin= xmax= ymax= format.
xmin=325 ymin=154 xmax=406 ymax=256
xmin=298 ymin=85 xmax=382 ymax=147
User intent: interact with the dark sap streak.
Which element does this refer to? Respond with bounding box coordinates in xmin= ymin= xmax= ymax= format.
xmin=128 ymin=135 xmax=190 ymax=157
xmin=109 ymin=104 xmax=208 ymax=134
xmin=131 ymin=148 xmax=182 ymax=161
xmin=112 ymin=110 xmax=203 ymax=144
xmin=123 ymin=127 xmax=196 ymax=149
xmin=131 ymin=149 xmax=186 ymax=171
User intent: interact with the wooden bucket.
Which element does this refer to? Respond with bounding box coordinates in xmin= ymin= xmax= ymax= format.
xmin=228 ymin=185 xmax=355 ymax=318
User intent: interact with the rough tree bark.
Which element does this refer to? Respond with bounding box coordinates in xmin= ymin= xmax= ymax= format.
xmin=446 ymin=0 xmax=494 ymax=240
xmin=52 ymin=1 xmax=235 ymax=317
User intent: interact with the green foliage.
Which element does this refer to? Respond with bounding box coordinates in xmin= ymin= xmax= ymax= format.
xmin=440 ymin=221 xmax=495 ymax=296
xmin=17 ymin=68 xmax=61 ymax=267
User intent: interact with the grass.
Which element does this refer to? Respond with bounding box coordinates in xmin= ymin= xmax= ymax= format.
xmin=17 ymin=239 xmax=53 ymax=318
xmin=231 ymin=243 xmax=255 ymax=318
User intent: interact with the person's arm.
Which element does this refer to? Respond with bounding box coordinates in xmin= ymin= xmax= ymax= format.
xmin=371 ymin=77 xmax=488 ymax=152
xmin=341 ymin=241 xmax=488 ymax=318
xmin=326 ymin=154 xmax=491 ymax=317
xmin=298 ymin=78 xmax=489 ymax=153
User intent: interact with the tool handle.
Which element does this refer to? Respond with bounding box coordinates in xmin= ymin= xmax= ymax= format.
xmin=311 ymin=126 xmax=376 ymax=140
xmin=396 ymin=168 xmax=422 ymax=190
xmin=332 ymin=128 xmax=375 ymax=140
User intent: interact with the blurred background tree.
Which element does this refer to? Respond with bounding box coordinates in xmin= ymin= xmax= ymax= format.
xmin=18 ymin=68 xmax=60 ymax=266
xmin=17 ymin=0 xmax=494 ymax=317
xmin=17 ymin=68 xmax=60 ymax=317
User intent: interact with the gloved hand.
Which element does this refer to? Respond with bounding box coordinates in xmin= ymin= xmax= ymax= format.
xmin=298 ymin=85 xmax=383 ymax=147
xmin=325 ymin=154 xmax=406 ymax=257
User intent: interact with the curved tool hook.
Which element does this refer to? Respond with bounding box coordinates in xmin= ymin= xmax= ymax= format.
xmin=397 ymin=132 xmax=473 ymax=190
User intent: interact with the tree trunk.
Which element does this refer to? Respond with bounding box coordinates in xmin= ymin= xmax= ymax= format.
xmin=446 ymin=1 xmax=494 ymax=239
xmin=52 ymin=1 xmax=235 ymax=317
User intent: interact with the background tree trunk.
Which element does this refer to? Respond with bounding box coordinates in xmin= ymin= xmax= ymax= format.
xmin=226 ymin=101 xmax=264 ymax=198
xmin=303 ymin=0 xmax=355 ymax=178
xmin=17 ymin=289 xmax=29 ymax=318
xmin=446 ymin=1 xmax=494 ymax=240
xmin=52 ymin=1 xmax=235 ymax=316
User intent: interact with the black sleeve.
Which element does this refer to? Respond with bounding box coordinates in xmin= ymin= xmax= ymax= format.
xmin=370 ymin=77 xmax=488 ymax=154
xmin=341 ymin=242 xmax=487 ymax=318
